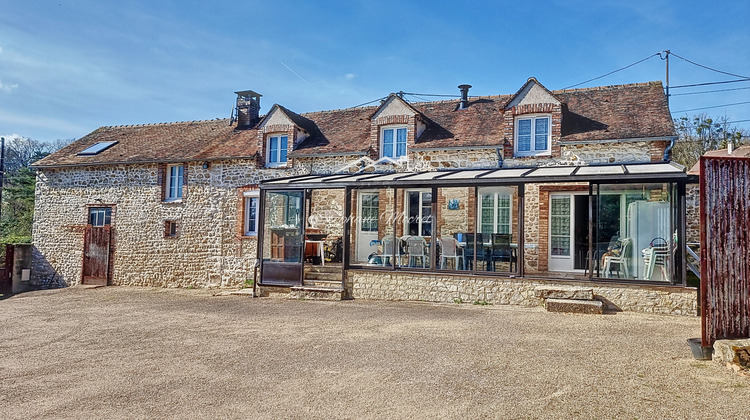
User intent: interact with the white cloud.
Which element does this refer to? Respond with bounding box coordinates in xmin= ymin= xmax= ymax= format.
xmin=344 ymin=73 xmax=355 ymax=80
xmin=0 ymin=80 xmax=18 ymax=94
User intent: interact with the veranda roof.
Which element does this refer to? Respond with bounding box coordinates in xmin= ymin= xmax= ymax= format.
xmin=260 ymin=162 xmax=688 ymax=190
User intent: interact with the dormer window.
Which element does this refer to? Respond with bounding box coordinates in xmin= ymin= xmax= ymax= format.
xmin=515 ymin=115 xmax=550 ymax=157
xmin=267 ymin=135 xmax=288 ymax=167
xmin=381 ymin=126 xmax=407 ymax=159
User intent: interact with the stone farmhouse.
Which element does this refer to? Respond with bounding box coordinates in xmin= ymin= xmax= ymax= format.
xmin=31 ymin=78 xmax=697 ymax=314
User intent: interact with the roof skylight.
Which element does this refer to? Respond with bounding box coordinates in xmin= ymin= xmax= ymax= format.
xmin=77 ymin=141 xmax=118 ymax=156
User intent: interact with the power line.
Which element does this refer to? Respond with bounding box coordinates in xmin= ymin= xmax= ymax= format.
xmin=670 ymin=78 xmax=750 ymax=89
xmin=347 ymin=96 xmax=389 ymax=109
xmin=671 ymin=101 xmax=750 ymax=113
xmin=561 ymin=53 xmax=661 ymax=89
xmin=670 ymin=86 xmax=750 ymax=96
xmin=670 ymin=52 xmax=750 ymax=80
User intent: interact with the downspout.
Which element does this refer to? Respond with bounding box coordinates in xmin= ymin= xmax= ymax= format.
xmin=496 ymin=147 xmax=503 ymax=168
xmin=663 ymin=137 xmax=677 ymax=162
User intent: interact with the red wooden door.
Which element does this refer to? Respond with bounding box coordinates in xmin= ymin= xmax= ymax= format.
xmin=82 ymin=225 xmax=111 ymax=286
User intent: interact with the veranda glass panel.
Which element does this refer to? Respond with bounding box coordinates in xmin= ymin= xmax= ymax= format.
xmin=436 ymin=187 xmax=473 ymax=271
xmin=400 ymin=188 xmax=432 ymax=269
xmin=351 ymin=189 xmax=395 ymax=267
xmin=596 ymin=183 xmax=674 ymax=282
xmin=262 ymin=191 xmax=304 ymax=263
xmin=475 ymin=186 xmax=520 ymax=274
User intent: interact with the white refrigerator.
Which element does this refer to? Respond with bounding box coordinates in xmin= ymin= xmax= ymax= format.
xmin=626 ymin=201 xmax=670 ymax=280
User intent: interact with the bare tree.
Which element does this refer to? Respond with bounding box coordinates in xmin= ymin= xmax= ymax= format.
xmin=671 ymin=114 xmax=747 ymax=169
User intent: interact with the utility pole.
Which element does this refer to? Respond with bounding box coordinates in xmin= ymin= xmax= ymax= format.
xmin=662 ymin=50 xmax=671 ymax=105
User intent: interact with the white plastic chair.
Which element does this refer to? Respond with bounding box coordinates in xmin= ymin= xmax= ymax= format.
xmin=603 ymin=238 xmax=632 ymax=278
xmin=439 ymin=237 xmax=464 ymax=270
xmin=405 ymin=236 xmax=428 ymax=268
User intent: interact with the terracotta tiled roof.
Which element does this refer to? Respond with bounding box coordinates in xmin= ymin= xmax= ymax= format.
xmin=687 ymin=145 xmax=750 ymax=175
xmin=555 ymin=82 xmax=676 ymax=142
xmin=34 ymin=81 xmax=676 ymax=167
xmin=33 ymin=119 xmax=259 ymax=167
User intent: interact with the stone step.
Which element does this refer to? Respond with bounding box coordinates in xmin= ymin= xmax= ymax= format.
xmin=303 ymin=279 xmax=342 ymax=288
xmin=534 ymin=286 xmax=594 ymax=301
xmin=545 ymin=298 xmax=604 ymax=314
xmin=290 ymin=286 xmax=344 ymax=301
xmin=304 ymin=265 xmax=342 ymax=274
xmin=304 ymin=271 xmax=341 ymax=281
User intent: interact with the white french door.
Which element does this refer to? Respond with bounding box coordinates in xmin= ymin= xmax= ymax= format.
xmin=548 ymin=192 xmax=590 ymax=272
xmin=356 ymin=191 xmax=380 ymax=262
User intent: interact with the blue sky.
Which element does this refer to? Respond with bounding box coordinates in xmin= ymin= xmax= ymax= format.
xmin=1 ymin=0 xmax=749 ymax=142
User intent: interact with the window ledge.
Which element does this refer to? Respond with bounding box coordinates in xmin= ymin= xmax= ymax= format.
xmin=162 ymin=199 xmax=184 ymax=204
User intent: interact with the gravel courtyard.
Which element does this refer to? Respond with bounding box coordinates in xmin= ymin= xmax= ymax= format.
xmin=1 ymin=286 xmax=748 ymax=419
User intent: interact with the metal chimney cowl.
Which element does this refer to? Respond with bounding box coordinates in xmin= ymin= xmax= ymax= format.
xmin=458 ymin=84 xmax=472 ymax=110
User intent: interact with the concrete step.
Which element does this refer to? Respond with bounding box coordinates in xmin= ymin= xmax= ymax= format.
xmin=545 ymin=298 xmax=604 ymax=314
xmin=303 ymin=279 xmax=342 ymax=288
xmin=304 ymin=271 xmax=341 ymax=281
xmin=535 ymin=286 xmax=594 ymax=301
xmin=290 ymin=285 xmax=344 ymax=301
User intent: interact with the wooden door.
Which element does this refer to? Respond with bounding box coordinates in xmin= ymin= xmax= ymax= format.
xmin=82 ymin=225 xmax=111 ymax=285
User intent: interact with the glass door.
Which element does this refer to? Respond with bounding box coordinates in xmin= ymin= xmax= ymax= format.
xmin=260 ymin=190 xmax=305 ymax=286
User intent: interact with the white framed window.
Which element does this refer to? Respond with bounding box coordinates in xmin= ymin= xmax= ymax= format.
xmin=244 ymin=191 xmax=260 ymax=236
xmin=381 ymin=126 xmax=408 ymax=159
xmin=267 ymin=135 xmax=288 ymax=167
xmin=88 ymin=207 xmax=112 ymax=227
xmin=514 ymin=115 xmax=551 ymax=157
xmin=405 ymin=189 xmax=432 ymax=236
xmin=478 ymin=187 xmax=513 ymax=235
xmin=166 ymin=164 xmax=184 ymax=201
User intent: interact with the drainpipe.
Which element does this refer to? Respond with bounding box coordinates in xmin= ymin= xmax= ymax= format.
xmin=663 ymin=137 xmax=676 ymax=162
xmin=496 ymin=147 xmax=503 ymax=168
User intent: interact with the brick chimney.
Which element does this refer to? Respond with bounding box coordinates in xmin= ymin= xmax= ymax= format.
xmin=235 ymin=90 xmax=262 ymax=127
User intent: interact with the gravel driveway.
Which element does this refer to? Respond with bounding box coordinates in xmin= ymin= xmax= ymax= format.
xmin=1 ymin=286 xmax=748 ymax=419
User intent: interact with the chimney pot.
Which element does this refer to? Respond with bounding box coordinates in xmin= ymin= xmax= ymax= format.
xmin=458 ymin=84 xmax=472 ymax=110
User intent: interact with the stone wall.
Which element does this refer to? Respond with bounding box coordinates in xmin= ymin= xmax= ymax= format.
xmin=503 ymin=141 xmax=662 ymax=168
xmin=31 ymin=159 xmax=302 ymax=288
xmin=346 ymin=270 xmax=697 ymax=316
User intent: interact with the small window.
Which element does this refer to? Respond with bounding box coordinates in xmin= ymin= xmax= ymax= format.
xmin=244 ymin=196 xmax=259 ymax=236
xmin=515 ymin=116 xmax=550 ymax=157
xmin=381 ymin=127 xmax=407 ymax=159
xmin=88 ymin=207 xmax=112 ymax=226
xmin=267 ymin=135 xmax=288 ymax=167
xmin=165 ymin=221 xmax=178 ymax=238
xmin=166 ymin=164 xmax=184 ymax=201
xmin=78 ymin=141 xmax=118 ymax=156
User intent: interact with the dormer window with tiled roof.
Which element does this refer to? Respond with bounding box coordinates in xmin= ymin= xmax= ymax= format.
xmin=381 ymin=126 xmax=408 ymax=159
xmin=514 ymin=115 xmax=551 ymax=157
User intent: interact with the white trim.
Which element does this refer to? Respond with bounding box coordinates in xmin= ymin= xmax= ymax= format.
xmin=380 ymin=125 xmax=409 ymax=160
xmin=243 ymin=190 xmax=260 ymax=198
xmin=514 ymin=114 xmax=551 ymax=157
xmin=266 ymin=134 xmax=289 ymax=167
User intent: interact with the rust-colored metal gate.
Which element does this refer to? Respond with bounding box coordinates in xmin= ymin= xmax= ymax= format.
xmin=82 ymin=225 xmax=111 ymax=286
xmin=700 ymin=156 xmax=750 ymax=346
